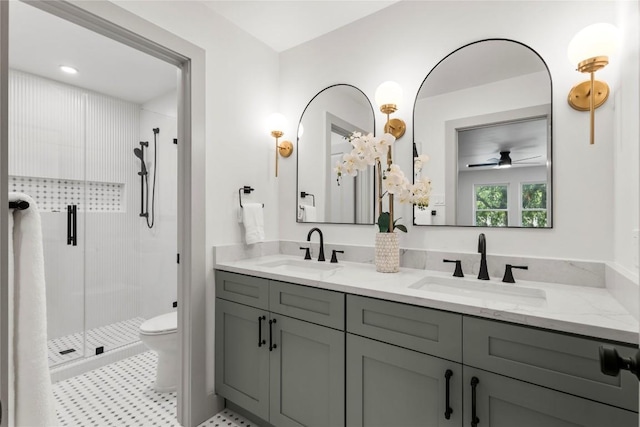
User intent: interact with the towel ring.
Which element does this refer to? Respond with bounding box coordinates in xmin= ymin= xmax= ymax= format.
xmin=300 ymin=191 xmax=315 ymax=207
xmin=239 ymin=186 xmax=264 ymax=208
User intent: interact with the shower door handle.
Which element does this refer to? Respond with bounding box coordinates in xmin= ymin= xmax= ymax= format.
xmin=67 ymin=205 xmax=72 ymax=245
xmin=72 ymin=204 xmax=77 ymax=246
xmin=67 ymin=205 xmax=77 ymax=246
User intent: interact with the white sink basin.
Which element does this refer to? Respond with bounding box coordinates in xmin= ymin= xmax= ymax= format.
xmin=258 ymin=259 xmax=342 ymax=273
xmin=409 ymin=276 xmax=546 ymax=306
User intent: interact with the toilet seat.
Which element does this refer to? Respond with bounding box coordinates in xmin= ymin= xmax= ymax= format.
xmin=140 ymin=311 xmax=177 ymax=335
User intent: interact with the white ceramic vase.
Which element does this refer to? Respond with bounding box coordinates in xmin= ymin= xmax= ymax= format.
xmin=375 ymin=232 xmax=399 ymax=273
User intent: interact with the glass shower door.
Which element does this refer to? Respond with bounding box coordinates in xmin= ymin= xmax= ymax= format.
xmin=8 ymin=70 xmax=87 ymax=367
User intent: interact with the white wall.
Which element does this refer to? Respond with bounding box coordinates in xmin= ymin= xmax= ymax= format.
xmin=139 ymin=90 xmax=178 ymax=320
xmin=279 ymin=0 xmax=626 ymax=262
xmin=613 ymin=1 xmax=640 ymax=275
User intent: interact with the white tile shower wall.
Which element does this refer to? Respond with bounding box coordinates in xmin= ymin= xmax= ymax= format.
xmin=85 ymin=92 xmax=140 ymax=331
xmin=139 ymin=91 xmax=178 ymax=320
xmin=8 ymin=69 xmax=141 ymax=339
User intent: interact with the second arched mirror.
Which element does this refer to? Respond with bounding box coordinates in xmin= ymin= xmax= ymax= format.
xmin=297 ymin=84 xmax=375 ymax=224
xmin=413 ymin=39 xmax=552 ymax=228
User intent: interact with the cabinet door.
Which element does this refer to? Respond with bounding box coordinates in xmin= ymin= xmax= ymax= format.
xmin=347 ymin=333 xmax=463 ymax=427
xmin=463 ymin=367 xmax=638 ymax=427
xmin=269 ymin=315 xmax=345 ymax=427
xmin=215 ymin=298 xmax=270 ymax=420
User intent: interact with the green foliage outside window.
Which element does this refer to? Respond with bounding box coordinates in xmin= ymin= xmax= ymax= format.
xmin=521 ymin=183 xmax=547 ymax=227
xmin=475 ymin=185 xmax=508 ymax=227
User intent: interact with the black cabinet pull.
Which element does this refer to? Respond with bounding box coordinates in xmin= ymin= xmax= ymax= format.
xmin=471 ymin=376 xmax=479 ymax=427
xmin=67 ymin=205 xmax=72 ymax=245
xmin=71 ymin=204 xmax=77 ymax=246
xmin=258 ymin=316 xmax=266 ymax=347
xmin=444 ymin=369 xmax=453 ymax=419
xmin=269 ymin=318 xmax=277 ymax=351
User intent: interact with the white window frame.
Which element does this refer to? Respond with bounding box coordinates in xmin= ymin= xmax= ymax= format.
xmin=520 ymin=181 xmax=548 ymax=227
xmin=473 ymin=182 xmax=510 ymax=227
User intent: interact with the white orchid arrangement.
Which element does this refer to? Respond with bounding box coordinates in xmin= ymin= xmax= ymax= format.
xmin=335 ymin=131 xmax=432 ymax=233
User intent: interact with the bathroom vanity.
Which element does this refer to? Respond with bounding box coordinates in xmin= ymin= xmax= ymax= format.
xmin=214 ymin=255 xmax=639 ymax=427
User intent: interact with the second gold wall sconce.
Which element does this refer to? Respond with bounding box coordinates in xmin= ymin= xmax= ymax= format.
xmin=567 ymin=23 xmax=620 ymax=145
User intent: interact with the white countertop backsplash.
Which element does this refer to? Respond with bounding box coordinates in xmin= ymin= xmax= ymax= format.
xmin=213 ymin=241 xmax=639 ymax=345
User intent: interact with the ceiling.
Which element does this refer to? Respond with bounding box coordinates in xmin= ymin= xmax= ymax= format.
xmin=8 ymin=1 xmax=399 ymax=103
xmin=457 ymin=117 xmax=549 ymax=171
xmin=9 ymin=1 xmax=178 ymax=105
xmin=201 ymin=0 xmax=399 ymax=52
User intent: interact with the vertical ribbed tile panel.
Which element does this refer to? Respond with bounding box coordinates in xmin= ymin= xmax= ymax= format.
xmin=84 ymin=91 xmax=140 ymax=333
xmin=8 ymin=70 xmax=141 ymax=356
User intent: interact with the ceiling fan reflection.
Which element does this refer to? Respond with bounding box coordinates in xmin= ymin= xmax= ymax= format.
xmin=467 ymin=151 xmax=541 ymax=169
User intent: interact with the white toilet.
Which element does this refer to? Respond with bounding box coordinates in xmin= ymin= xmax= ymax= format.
xmin=139 ymin=311 xmax=178 ymax=392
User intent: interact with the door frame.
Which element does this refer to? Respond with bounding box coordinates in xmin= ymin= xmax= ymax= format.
xmin=0 ymin=1 xmax=213 ymax=426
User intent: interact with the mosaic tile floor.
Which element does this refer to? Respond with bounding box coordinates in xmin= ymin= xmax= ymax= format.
xmin=48 ymin=317 xmax=145 ymax=366
xmin=53 ymin=351 xmax=254 ymax=427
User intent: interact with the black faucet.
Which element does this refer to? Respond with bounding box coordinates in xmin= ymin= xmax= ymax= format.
xmin=477 ymin=233 xmax=489 ymax=280
xmin=307 ymin=227 xmax=325 ymax=262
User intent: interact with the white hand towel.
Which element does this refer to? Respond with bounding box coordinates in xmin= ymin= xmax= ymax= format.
xmin=242 ymin=203 xmax=265 ymax=245
xmin=302 ymin=205 xmax=317 ymax=222
xmin=8 ymin=192 xmax=57 ymax=427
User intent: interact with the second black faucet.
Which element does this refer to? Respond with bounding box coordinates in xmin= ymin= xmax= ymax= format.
xmin=307 ymin=227 xmax=325 ymax=261
xmin=477 ymin=233 xmax=489 ymax=280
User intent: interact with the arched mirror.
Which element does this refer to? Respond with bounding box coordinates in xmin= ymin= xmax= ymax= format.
xmin=297 ymin=84 xmax=376 ymax=224
xmin=413 ymin=39 xmax=552 ymax=228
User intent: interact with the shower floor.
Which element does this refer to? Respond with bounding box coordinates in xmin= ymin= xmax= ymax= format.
xmin=48 ymin=317 xmax=145 ymax=366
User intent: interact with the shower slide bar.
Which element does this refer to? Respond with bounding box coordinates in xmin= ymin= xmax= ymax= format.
xmin=9 ymin=200 xmax=30 ymax=210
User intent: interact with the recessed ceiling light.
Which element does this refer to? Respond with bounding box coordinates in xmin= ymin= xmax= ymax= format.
xmin=59 ymin=65 xmax=78 ymax=74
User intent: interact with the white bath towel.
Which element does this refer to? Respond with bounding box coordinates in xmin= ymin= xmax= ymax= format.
xmin=8 ymin=192 xmax=57 ymax=426
xmin=302 ymin=205 xmax=317 ymax=222
xmin=242 ymin=203 xmax=264 ymax=244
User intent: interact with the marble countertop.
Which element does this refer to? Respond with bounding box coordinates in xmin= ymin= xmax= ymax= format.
xmin=215 ymin=254 xmax=639 ymax=345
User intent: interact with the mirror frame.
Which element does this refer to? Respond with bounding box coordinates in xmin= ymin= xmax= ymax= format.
xmin=412 ymin=38 xmax=553 ymax=228
xmin=296 ymin=83 xmax=376 ymax=225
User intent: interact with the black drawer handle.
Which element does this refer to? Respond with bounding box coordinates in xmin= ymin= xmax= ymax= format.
xmin=444 ymin=369 xmax=453 ymax=419
xmin=269 ymin=318 xmax=277 ymax=351
xmin=471 ymin=376 xmax=479 ymax=427
xmin=258 ymin=316 xmax=266 ymax=347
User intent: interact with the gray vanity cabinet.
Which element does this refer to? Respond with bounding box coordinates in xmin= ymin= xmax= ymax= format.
xmin=215 ymin=298 xmax=270 ymax=419
xmin=347 ymin=333 xmax=463 ymax=427
xmin=269 ymin=314 xmax=344 ymax=427
xmin=462 ymin=367 xmax=638 ymax=427
xmin=215 ymin=270 xmax=345 ymax=427
xmin=346 ymin=295 xmax=464 ymax=426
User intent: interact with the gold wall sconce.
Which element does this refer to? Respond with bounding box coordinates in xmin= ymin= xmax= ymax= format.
xmin=375 ymin=81 xmax=406 ymax=139
xmin=267 ymin=113 xmax=293 ymax=177
xmin=567 ymin=23 xmax=620 ymax=145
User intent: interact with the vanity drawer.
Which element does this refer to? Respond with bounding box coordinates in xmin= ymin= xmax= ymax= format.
xmin=346 ymin=295 xmax=462 ymax=362
xmin=464 ymin=316 xmax=639 ymax=412
xmin=269 ymin=280 xmax=344 ymax=330
xmin=215 ymin=270 xmax=269 ymax=310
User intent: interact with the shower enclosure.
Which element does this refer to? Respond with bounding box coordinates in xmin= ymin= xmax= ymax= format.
xmin=9 ymin=70 xmax=144 ymax=367
xmin=7 ymin=0 xmax=178 ymax=375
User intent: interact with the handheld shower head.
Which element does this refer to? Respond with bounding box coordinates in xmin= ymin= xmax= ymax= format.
xmin=133 ymin=148 xmax=147 ymax=175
